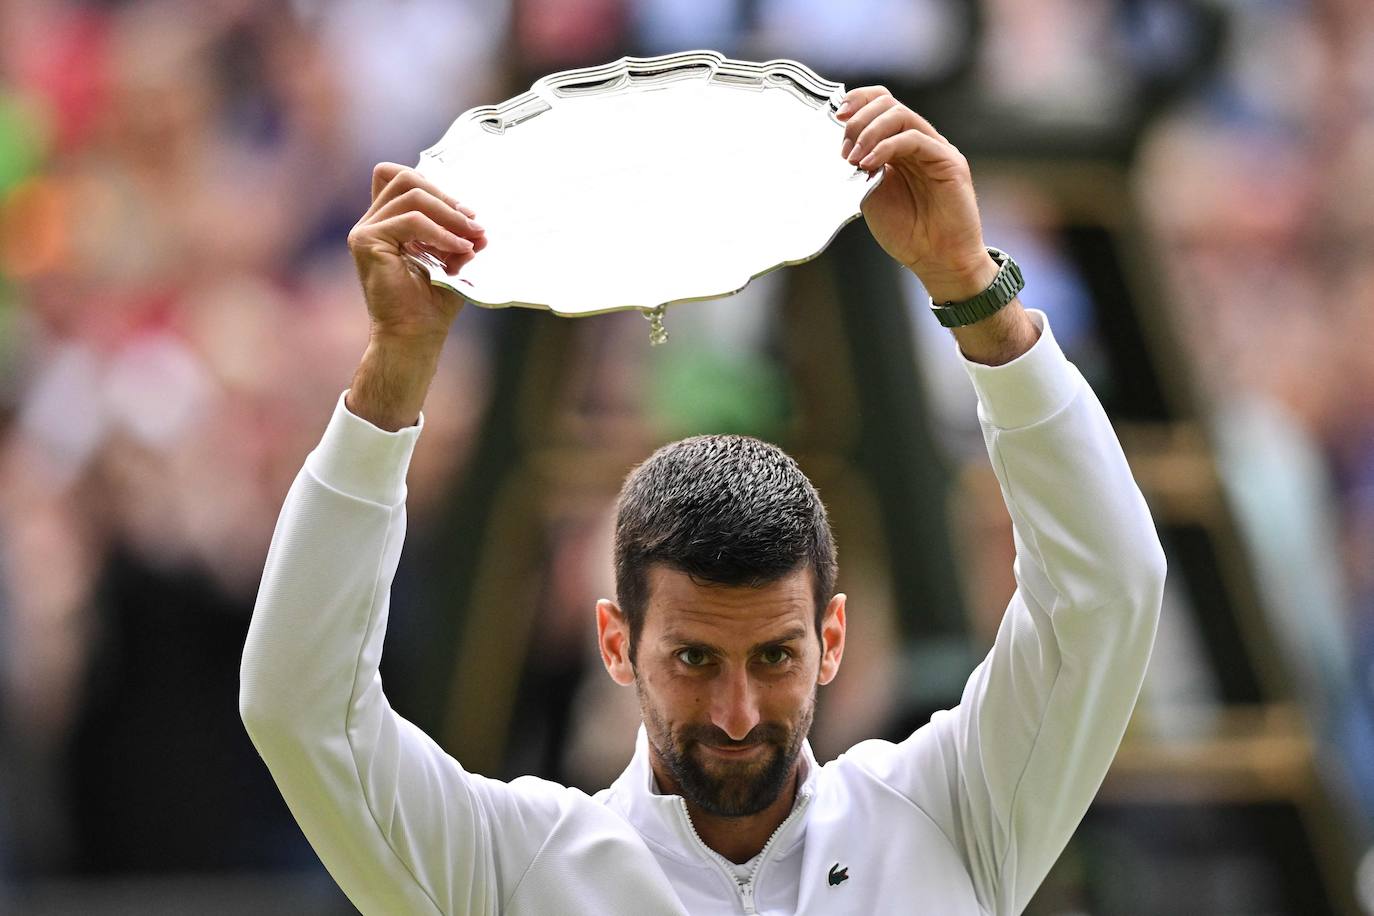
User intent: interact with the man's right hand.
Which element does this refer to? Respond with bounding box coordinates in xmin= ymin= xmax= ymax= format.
xmin=344 ymin=163 xmax=486 ymax=432
xmin=348 ymin=162 xmax=487 ymax=345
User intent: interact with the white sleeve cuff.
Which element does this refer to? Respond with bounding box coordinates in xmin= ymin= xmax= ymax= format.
xmin=303 ymin=390 xmax=424 ymax=506
xmin=959 ymin=309 xmax=1081 ymax=430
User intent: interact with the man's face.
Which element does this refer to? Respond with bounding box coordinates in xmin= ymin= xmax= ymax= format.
xmin=598 ymin=565 xmax=845 ymax=818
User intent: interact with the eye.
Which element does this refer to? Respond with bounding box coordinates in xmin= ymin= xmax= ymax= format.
xmin=758 ymin=646 xmax=790 ymax=666
xmin=676 ymin=647 xmax=712 ymax=667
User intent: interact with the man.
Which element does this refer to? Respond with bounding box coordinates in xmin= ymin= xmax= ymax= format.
xmin=240 ymin=86 xmax=1166 ymax=915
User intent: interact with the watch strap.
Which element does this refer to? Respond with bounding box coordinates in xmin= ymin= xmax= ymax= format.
xmin=929 ymin=248 xmax=1025 ymax=328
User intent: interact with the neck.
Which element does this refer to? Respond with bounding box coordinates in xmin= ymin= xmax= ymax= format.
xmin=651 ymin=755 xmax=801 ymax=864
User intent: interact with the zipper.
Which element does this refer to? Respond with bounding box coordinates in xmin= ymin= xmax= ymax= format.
xmin=677 ymin=788 xmax=814 ymax=915
xmin=741 ymin=789 xmax=812 ymax=913
xmin=676 ymin=797 xmax=745 ymax=907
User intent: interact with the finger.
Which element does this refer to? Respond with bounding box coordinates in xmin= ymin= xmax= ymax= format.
xmin=371 ymin=163 xmax=480 ymax=224
xmin=839 ymin=89 xmax=947 ymax=145
xmin=371 ymin=163 xmax=481 ymax=229
xmin=371 ymin=162 xmax=406 ymax=202
xmin=367 ymin=186 xmax=485 ymax=244
xmin=848 ymin=106 xmax=919 ymax=166
xmin=857 ymin=129 xmax=967 ymax=180
xmin=453 ymin=202 xmax=485 ymax=248
xmin=836 ymin=85 xmax=893 ymax=121
xmin=362 ymin=190 xmax=487 ymax=259
xmin=354 ymin=211 xmax=474 ymax=260
xmin=840 ymin=95 xmax=898 ymax=160
xmin=364 ymin=166 xmax=470 ymax=223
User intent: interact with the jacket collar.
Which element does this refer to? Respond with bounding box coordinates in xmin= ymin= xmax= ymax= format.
xmin=603 ymin=724 xmax=819 ymax=864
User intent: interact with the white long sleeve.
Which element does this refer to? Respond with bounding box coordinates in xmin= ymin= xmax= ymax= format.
xmin=838 ymin=310 xmax=1166 ymax=915
xmin=239 ymin=394 xmax=685 ymax=915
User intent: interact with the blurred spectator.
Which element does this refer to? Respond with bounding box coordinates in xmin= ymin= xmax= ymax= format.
xmin=291 ymin=0 xmax=511 ymax=170
xmin=1135 ymin=0 xmax=1374 ymax=835
xmin=0 ymin=0 xmax=495 ymax=887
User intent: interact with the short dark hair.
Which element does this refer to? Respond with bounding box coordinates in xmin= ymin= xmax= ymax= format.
xmin=613 ymin=434 xmax=837 ymax=660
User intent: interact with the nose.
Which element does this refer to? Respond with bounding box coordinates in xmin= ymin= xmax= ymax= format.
xmin=709 ymin=665 xmax=761 ymax=742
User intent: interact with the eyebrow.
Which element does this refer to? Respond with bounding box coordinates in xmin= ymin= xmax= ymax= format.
xmin=660 ymin=625 xmax=809 ymax=654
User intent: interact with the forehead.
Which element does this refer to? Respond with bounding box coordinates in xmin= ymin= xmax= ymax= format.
xmin=643 ymin=564 xmax=814 ymax=641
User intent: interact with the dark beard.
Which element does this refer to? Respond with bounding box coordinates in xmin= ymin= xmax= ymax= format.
xmin=641 ymin=695 xmax=812 ymax=818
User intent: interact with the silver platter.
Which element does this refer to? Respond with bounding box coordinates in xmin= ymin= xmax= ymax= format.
xmin=412 ymin=50 xmax=882 ymax=329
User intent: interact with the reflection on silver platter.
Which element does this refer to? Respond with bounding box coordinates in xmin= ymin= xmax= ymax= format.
xmin=412 ymin=49 xmax=882 ymax=342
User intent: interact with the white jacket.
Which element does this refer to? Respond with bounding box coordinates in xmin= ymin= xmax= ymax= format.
xmin=240 ymin=311 xmax=1166 ymax=915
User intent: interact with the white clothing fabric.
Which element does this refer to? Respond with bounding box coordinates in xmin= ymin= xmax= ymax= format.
xmin=240 ymin=310 xmax=1166 ymax=915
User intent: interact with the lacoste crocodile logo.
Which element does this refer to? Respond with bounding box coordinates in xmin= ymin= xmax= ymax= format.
xmin=828 ymin=863 xmax=849 ymax=887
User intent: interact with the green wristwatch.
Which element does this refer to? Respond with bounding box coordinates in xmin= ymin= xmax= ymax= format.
xmin=928 ymin=247 xmax=1024 ymax=328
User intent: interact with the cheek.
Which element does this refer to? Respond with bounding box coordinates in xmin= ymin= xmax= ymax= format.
xmin=758 ymin=671 xmax=814 ymax=717
xmin=639 ymin=668 xmax=708 ymax=723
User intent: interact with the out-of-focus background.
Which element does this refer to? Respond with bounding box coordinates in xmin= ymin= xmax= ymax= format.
xmin=1 ymin=0 xmax=1373 ymax=912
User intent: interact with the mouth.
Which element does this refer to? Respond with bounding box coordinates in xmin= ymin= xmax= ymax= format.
xmin=700 ymin=742 xmax=765 ymax=759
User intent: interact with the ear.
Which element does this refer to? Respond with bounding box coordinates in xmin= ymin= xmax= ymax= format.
xmin=817 ymin=593 xmax=846 ymax=686
xmin=597 ymin=599 xmax=636 ymax=686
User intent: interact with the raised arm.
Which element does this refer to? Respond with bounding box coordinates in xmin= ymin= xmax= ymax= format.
xmin=238 ymin=168 xmax=523 ymax=913
xmin=835 ymin=89 xmax=1167 ymax=914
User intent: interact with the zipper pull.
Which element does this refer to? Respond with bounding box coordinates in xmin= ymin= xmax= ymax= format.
xmin=739 ymin=879 xmax=756 ymax=915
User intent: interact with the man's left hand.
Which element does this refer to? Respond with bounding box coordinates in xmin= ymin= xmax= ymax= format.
xmin=839 ymin=86 xmax=998 ymax=303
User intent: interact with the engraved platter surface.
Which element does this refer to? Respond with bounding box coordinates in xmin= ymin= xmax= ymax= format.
xmin=413 ymin=50 xmax=882 ymax=321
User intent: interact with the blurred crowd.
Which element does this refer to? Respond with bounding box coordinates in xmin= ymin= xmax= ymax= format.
xmin=0 ymin=0 xmax=505 ymax=879
xmin=0 ymin=0 xmax=1371 ymax=901
xmin=1134 ymin=0 xmax=1374 ymax=819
